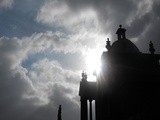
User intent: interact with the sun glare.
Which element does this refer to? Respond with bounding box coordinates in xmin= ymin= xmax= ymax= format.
xmin=85 ymin=49 xmax=102 ymax=81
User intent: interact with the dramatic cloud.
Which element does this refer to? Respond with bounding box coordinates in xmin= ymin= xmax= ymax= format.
xmin=0 ymin=0 xmax=160 ymax=120
xmin=0 ymin=25 xmax=103 ymax=119
xmin=36 ymin=0 xmax=99 ymax=29
xmin=0 ymin=35 xmax=80 ymax=120
xmin=36 ymin=0 xmax=160 ymax=53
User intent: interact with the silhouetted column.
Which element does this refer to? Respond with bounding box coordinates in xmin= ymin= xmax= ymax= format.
xmin=81 ymin=98 xmax=88 ymax=120
xmin=57 ymin=105 xmax=62 ymax=120
xmin=89 ymin=99 xmax=93 ymax=120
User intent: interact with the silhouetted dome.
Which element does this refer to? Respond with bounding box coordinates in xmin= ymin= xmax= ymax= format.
xmin=110 ymin=39 xmax=140 ymax=53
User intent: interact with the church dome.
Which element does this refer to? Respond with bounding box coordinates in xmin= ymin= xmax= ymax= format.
xmin=110 ymin=39 xmax=140 ymax=54
xmin=105 ymin=25 xmax=140 ymax=54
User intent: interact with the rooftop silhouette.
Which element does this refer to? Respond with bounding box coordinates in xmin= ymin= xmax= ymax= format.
xmin=79 ymin=25 xmax=160 ymax=120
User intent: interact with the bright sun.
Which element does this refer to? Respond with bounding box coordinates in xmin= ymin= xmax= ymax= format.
xmin=85 ymin=48 xmax=102 ymax=81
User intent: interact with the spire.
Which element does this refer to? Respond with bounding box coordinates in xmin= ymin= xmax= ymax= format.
xmin=57 ymin=105 xmax=62 ymax=120
xmin=149 ymin=41 xmax=155 ymax=55
xmin=116 ymin=25 xmax=126 ymax=40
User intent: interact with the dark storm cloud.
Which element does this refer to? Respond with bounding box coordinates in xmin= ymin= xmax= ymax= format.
xmin=63 ymin=0 xmax=136 ymax=30
xmin=62 ymin=0 xmax=160 ymax=51
xmin=129 ymin=1 xmax=160 ymax=53
xmin=38 ymin=0 xmax=160 ymax=52
xmin=105 ymin=1 xmax=158 ymax=51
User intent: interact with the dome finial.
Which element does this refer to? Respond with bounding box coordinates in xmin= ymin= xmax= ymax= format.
xmin=82 ymin=71 xmax=87 ymax=81
xmin=149 ymin=41 xmax=155 ymax=55
xmin=105 ymin=38 xmax=111 ymax=51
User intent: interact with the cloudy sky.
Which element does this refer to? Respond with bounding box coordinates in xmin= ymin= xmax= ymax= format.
xmin=0 ymin=0 xmax=160 ymax=120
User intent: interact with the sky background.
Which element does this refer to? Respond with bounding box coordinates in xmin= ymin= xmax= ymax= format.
xmin=0 ymin=0 xmax=160 ymax=120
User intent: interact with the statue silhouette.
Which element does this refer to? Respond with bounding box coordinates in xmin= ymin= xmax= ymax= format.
xmin=116 ymin=25 xmax=126 ymax=40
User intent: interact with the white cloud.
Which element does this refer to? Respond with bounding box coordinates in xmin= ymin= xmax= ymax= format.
xmin=0 ymin=3 xmax=106 ymax=108
xmin=0 ymin=0 xmax=14 ymax=8
xmin=36 ymin=0 xmax=100 ymax=31
xmin=0 ymin=33 xmax=81 ymax=119
xmin=36 ymin=0 xmax=69 ymax=25
xmin=0 ymin=32 xmax=81 ymax=103
xmin=36 ymin=0 xmax=107 ymax=58
xmin=0 ymin=27 xmax=106 ymax=116
xmin=26 ymin=58 xmax=80 ymax=105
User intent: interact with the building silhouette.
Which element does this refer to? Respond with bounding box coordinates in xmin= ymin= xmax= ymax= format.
xmin=79 ymin=25 xmax=160 ymax=120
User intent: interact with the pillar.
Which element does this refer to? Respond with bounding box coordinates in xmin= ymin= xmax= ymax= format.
xmin=81 ymin=98 xmax=88 ymax=120
xmin=89 ymin=99 xmax=93 ymax=120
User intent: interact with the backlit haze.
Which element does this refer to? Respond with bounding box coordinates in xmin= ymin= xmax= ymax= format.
xmin=0 ymin=0 xmax=160 ymax=120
